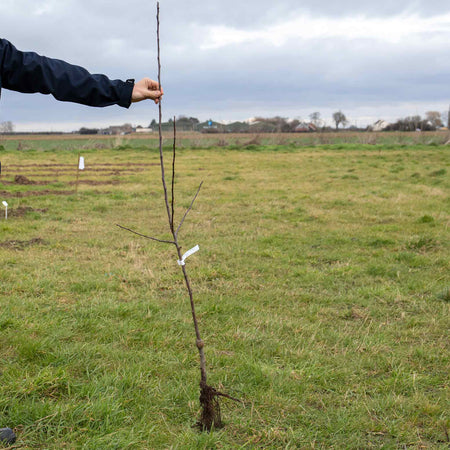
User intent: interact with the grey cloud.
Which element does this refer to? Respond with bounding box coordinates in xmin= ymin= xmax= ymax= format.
xmin=162 ymin=0 xmax=450 ymax=28
xmin=1 ymin=0 xmax=449 ymax=130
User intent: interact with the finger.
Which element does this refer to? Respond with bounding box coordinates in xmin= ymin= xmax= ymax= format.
xmin=148 ymin=79 xmax=160 ymax=90
xmin=147 ymin=91 xmax=159 ymax=100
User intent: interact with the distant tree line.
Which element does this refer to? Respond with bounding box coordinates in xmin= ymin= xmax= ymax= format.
xmin=86 ymin=109 xmax=448 ymax=134
xmin=3 ymin=107 xmax=449 ymax=135
xmin=149 ymin=113 xmax=336 ymax=133
xmin=147 ymin=110 xmax=448 ymax=133
xmin=79 ymin=127 xmax=100 ymax=135
xmin=385 ymin=111 xmax=445 ymax=132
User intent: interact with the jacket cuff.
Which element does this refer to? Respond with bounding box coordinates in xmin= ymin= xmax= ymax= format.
xmin=118 ymin=79 xmax=134 ymax=108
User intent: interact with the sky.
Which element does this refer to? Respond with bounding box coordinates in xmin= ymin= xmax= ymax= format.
xmin=1 ymin=0 xmax=449 ymax=132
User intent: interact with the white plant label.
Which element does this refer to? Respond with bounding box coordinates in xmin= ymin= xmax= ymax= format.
xmin=79 ymin=156 xmax=85 ymax=170
xmin=177 ymin=245 xmax=200 ymax=266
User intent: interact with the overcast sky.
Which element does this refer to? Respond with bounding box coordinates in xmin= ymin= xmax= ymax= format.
xmin=1 ymin=0 xmax=449 ymax=131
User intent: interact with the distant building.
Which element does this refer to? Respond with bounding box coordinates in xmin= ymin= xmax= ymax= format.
xmin=99 ymin=124 xmax=134 ymax=135
xmin=135 ymin=127 xmax=152 ymax=133
xmin=198 ymin=120 xmax=222 ymax=133
xmin=368 ymin=120 xmax=389 ymax=132
xmin=295 ymin=122 xmax=317 ymax=133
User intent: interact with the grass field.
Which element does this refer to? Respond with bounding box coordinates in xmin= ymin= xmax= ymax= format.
xmin=0 ymin=129 xmax=449 ymax=152
xmin=0 ymin=135 xmax=449 ymax=448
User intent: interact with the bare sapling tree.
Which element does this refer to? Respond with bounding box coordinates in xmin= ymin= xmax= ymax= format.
xmin=117 ymin=2 xmax=238 ymax=430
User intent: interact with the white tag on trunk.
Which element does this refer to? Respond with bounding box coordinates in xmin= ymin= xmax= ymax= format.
xmin=177 ymin=245 xmax=200 ymax=266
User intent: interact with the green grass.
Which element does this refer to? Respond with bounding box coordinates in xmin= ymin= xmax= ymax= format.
xmin=1 ymin=129 xmax=449 ymax=153
xmin=0 ymin=141 xmax=449 ymax=448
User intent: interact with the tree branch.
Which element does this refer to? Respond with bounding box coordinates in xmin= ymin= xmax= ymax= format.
xmin=116 ymin=224 xmax=175 ymax=245
xmin=215 ymin=391 xmax=243 ymax=404
xmin=175 ymin=181 xmax=204 ymax=237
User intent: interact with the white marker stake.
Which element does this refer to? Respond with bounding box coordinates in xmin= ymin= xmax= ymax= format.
xmin=177 ymin=245 xmax=200 ymax=266
xmin=2 ymin=201 xmax=8 ymax=220
xmin=76 ymin=155 xmax=84 ymax=193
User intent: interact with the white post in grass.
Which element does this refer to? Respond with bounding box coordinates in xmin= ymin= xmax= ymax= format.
xmin=2 ymin=201 xmax=8 ymax=220
xmin=76 ymin=155 xmax=84 ymax=193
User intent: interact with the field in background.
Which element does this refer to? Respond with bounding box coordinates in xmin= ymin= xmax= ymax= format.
xmin=1 ymin=130 xmax=449 ymax=152
xmin=0 ymin=137 xmax=448 ymax=448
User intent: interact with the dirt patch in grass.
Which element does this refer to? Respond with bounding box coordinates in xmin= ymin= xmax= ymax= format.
xmin=10 ymin=206 xmax=48 ymax=217
xmin=0 ymin=177 xmax=53 ymax=186
xmin=6 ymin=163 xmax=75 ymax=168
xmin=0 ymin=189 xmax=75 ymax=198
xmin=80 ymin=168 xmax=147 ymax=173
xmin=3 ymin=170 xmax=147 ymax=177
xmin=68 ymin=180 xmax=120 ymax=186
xmin=0 ymin=237 xmax=45 ymax=249
xmin=14 ymin=175 xmax=35 ymax=185
xmin=2 ymin=178 xmax=120 ymax=186
xmin=3 ymin=179 xmax=121 ymax=187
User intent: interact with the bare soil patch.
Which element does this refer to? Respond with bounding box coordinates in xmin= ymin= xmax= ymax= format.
xmin=68 ymin=180 xmax=120 ymax=186
xmin=0 ymin=177 xmax=52 ymax=186
xmin=2 ymin=170 xmax=147 ymax=177
xmin=0 ymin=189 xmax=75 ymax=198
xmin=10 ymin=206 xmax=48 ymax=217
xmin=2 ymin=179 xmax=120 ymax=186
xmin=0 ymin=237 xmax=45 ymax=250
xmin=14 ymin=175 xmax=34 ymax=184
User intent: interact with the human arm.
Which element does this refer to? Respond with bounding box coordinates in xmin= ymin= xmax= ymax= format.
xmin=0 ymin=38 xmax=135 ymax=108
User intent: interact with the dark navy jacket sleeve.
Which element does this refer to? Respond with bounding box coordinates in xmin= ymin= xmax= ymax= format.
xmin=0 ymin=38 xmax=134 ymax=108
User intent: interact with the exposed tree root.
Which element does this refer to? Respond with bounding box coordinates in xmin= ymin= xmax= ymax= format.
xmin=197 ymin=382 xmax=223 ymax=430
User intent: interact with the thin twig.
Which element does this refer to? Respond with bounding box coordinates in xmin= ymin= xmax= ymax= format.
xmin=175 ymin=181 xmax=204 ymax=237
xmin=170 ymin=116 xmax=176 ymax=232
xmin=116 ymin=224 xmax=175 ymax=245
xmin=156 ymin=2 xmax=172 ymax=228
xmin=215 ymin=391 xmax=243 ymax=404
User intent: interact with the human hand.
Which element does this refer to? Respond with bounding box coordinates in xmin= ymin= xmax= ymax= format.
xmin=131 ymin=78 xmax=164 ymax=104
